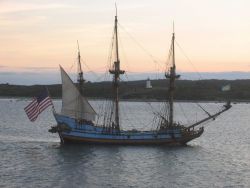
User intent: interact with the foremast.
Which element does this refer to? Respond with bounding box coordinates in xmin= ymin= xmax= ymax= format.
xmin=77 ymin=41 xmax=85 ymax=95
xmin=109 ymin=8 xmax=125 ymax=132
xmin=165 ymin=31 xmax=180 ymax=127
xmin=76 ymin=41 xmax=84 ymax=120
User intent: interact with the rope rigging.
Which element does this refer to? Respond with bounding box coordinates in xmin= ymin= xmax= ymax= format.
xmin=175 ymin=40 xmax=203 ymax=80
xmin=72 ymin=20 xmax=227 ymax=131
xmin=118 ymin=23 xmax=163 ymax=66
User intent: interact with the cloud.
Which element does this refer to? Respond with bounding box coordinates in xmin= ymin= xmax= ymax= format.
xmin=0 ymin=2 xmax=72 ymax=14
xmin=0 ymin=66 xmax=59 ymax=75
xmin=0 ymin=15 xmax=47 ymax=26
xmin=0 ymin=1 xmax=74 ymax=28
xmin=19 ymin=66 xmax=58 ymax=70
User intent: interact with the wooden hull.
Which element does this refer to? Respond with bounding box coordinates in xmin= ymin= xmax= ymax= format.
xmin=58 ymin=127 xmax=204 ymax=145
xmin=54 ymin=114 xmax=204 ymax=146
xmin=61 ymin=132 xmax=203 ymax=145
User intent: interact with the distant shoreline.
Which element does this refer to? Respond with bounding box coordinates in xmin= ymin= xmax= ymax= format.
xmin=1 ymin=97 xmax=249 ymax=103
xmin=1 ymin=79 xmax=250 ymax=101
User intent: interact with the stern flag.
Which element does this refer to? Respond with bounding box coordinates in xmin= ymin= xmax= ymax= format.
xmin=221 ymin=84 xmax=231 ymax=91
xmin=24 ymin=89 xmax=53 ymax=122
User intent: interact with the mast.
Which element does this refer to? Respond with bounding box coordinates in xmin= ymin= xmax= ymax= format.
xmin=109 ymin=6 xmax=125 ymax=132
xmin=77 ymin=41 xmax=85 ymax=95
xmin=165 ymin=26 xmax=180 ymax=127
xmin=76 ymin=41 xmax=84 ymax=120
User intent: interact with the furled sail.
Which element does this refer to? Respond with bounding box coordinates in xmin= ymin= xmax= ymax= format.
xmin=60 ymin=66 xmax=96 ymax=121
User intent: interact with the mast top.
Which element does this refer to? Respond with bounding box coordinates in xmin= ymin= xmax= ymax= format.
xmin=172 ymin=21 xmax=175 ymax=35
xmin=77 ymin=40 xmax=80 ymax=55
xmin=171 ymin=23 xmax=175 ymax=68
xmin=76 ymin=40 xmax=82 ymax=73
xmin=76 ymin=40 xmax=84 ymax=89
xmin=115 ymin=3 xmax=118 ymax=17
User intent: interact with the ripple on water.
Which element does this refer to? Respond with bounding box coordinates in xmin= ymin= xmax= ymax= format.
xmin=0 ymin=100 xmax=250 ymax=188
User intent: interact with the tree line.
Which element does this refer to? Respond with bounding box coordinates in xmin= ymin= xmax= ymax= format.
xmin=1 ymin=79 xmax=250 ymax=101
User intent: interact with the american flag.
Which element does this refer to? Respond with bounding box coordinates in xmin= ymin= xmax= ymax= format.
xmin=24 ymin=90 xmax=53 ymax=122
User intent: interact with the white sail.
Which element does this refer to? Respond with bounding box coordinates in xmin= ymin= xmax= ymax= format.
xmin=60 ymin=66 xmax=96 ymax=121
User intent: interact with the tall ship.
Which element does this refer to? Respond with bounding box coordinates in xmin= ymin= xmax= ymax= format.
xmin=49 ymin=11 xmax=231 ymax=145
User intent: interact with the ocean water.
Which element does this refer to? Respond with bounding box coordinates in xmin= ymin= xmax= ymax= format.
xmin=0 ymin=99 xmax=249 ymax=188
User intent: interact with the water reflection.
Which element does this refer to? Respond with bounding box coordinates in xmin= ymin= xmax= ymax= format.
xmin=1 ymin=100 xmax=250 ymax=187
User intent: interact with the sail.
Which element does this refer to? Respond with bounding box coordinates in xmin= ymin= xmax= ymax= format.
xmin=60 ymin=66 xmax=96 ymax=121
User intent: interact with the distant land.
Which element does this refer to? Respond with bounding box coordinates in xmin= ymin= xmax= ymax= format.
xmin=1 ymin=71 xmax=250 ymax=85
xmin=1 ymin=79 xmax=250 ymax=101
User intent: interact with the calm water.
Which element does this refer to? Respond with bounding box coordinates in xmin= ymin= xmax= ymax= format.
xmin=0 ymin=99 xmax=250 ymax=188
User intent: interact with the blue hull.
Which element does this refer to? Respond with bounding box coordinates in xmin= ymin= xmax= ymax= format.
xmin=53 ymin=114 xmax=203 ymax=145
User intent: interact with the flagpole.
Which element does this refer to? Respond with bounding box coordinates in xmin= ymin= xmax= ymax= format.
xmin=45 ymin=86 xmax=56 ymax=113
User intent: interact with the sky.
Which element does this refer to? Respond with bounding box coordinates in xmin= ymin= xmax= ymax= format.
xmin=0 ymin=0 xmax=250 ymax=85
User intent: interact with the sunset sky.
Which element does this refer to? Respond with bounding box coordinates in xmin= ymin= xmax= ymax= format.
xmin=0 ymin=0 xmax=250 ymax=84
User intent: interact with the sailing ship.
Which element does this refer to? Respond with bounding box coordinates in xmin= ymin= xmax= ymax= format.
xmin=49 ymin=11 xmax=232 ymax=145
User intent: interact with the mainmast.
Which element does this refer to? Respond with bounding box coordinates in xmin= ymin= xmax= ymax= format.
xmin=109 ymin=7 xmax=125 ymax=132
xmin=165 ymin=27 xmax=180 ymax=127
